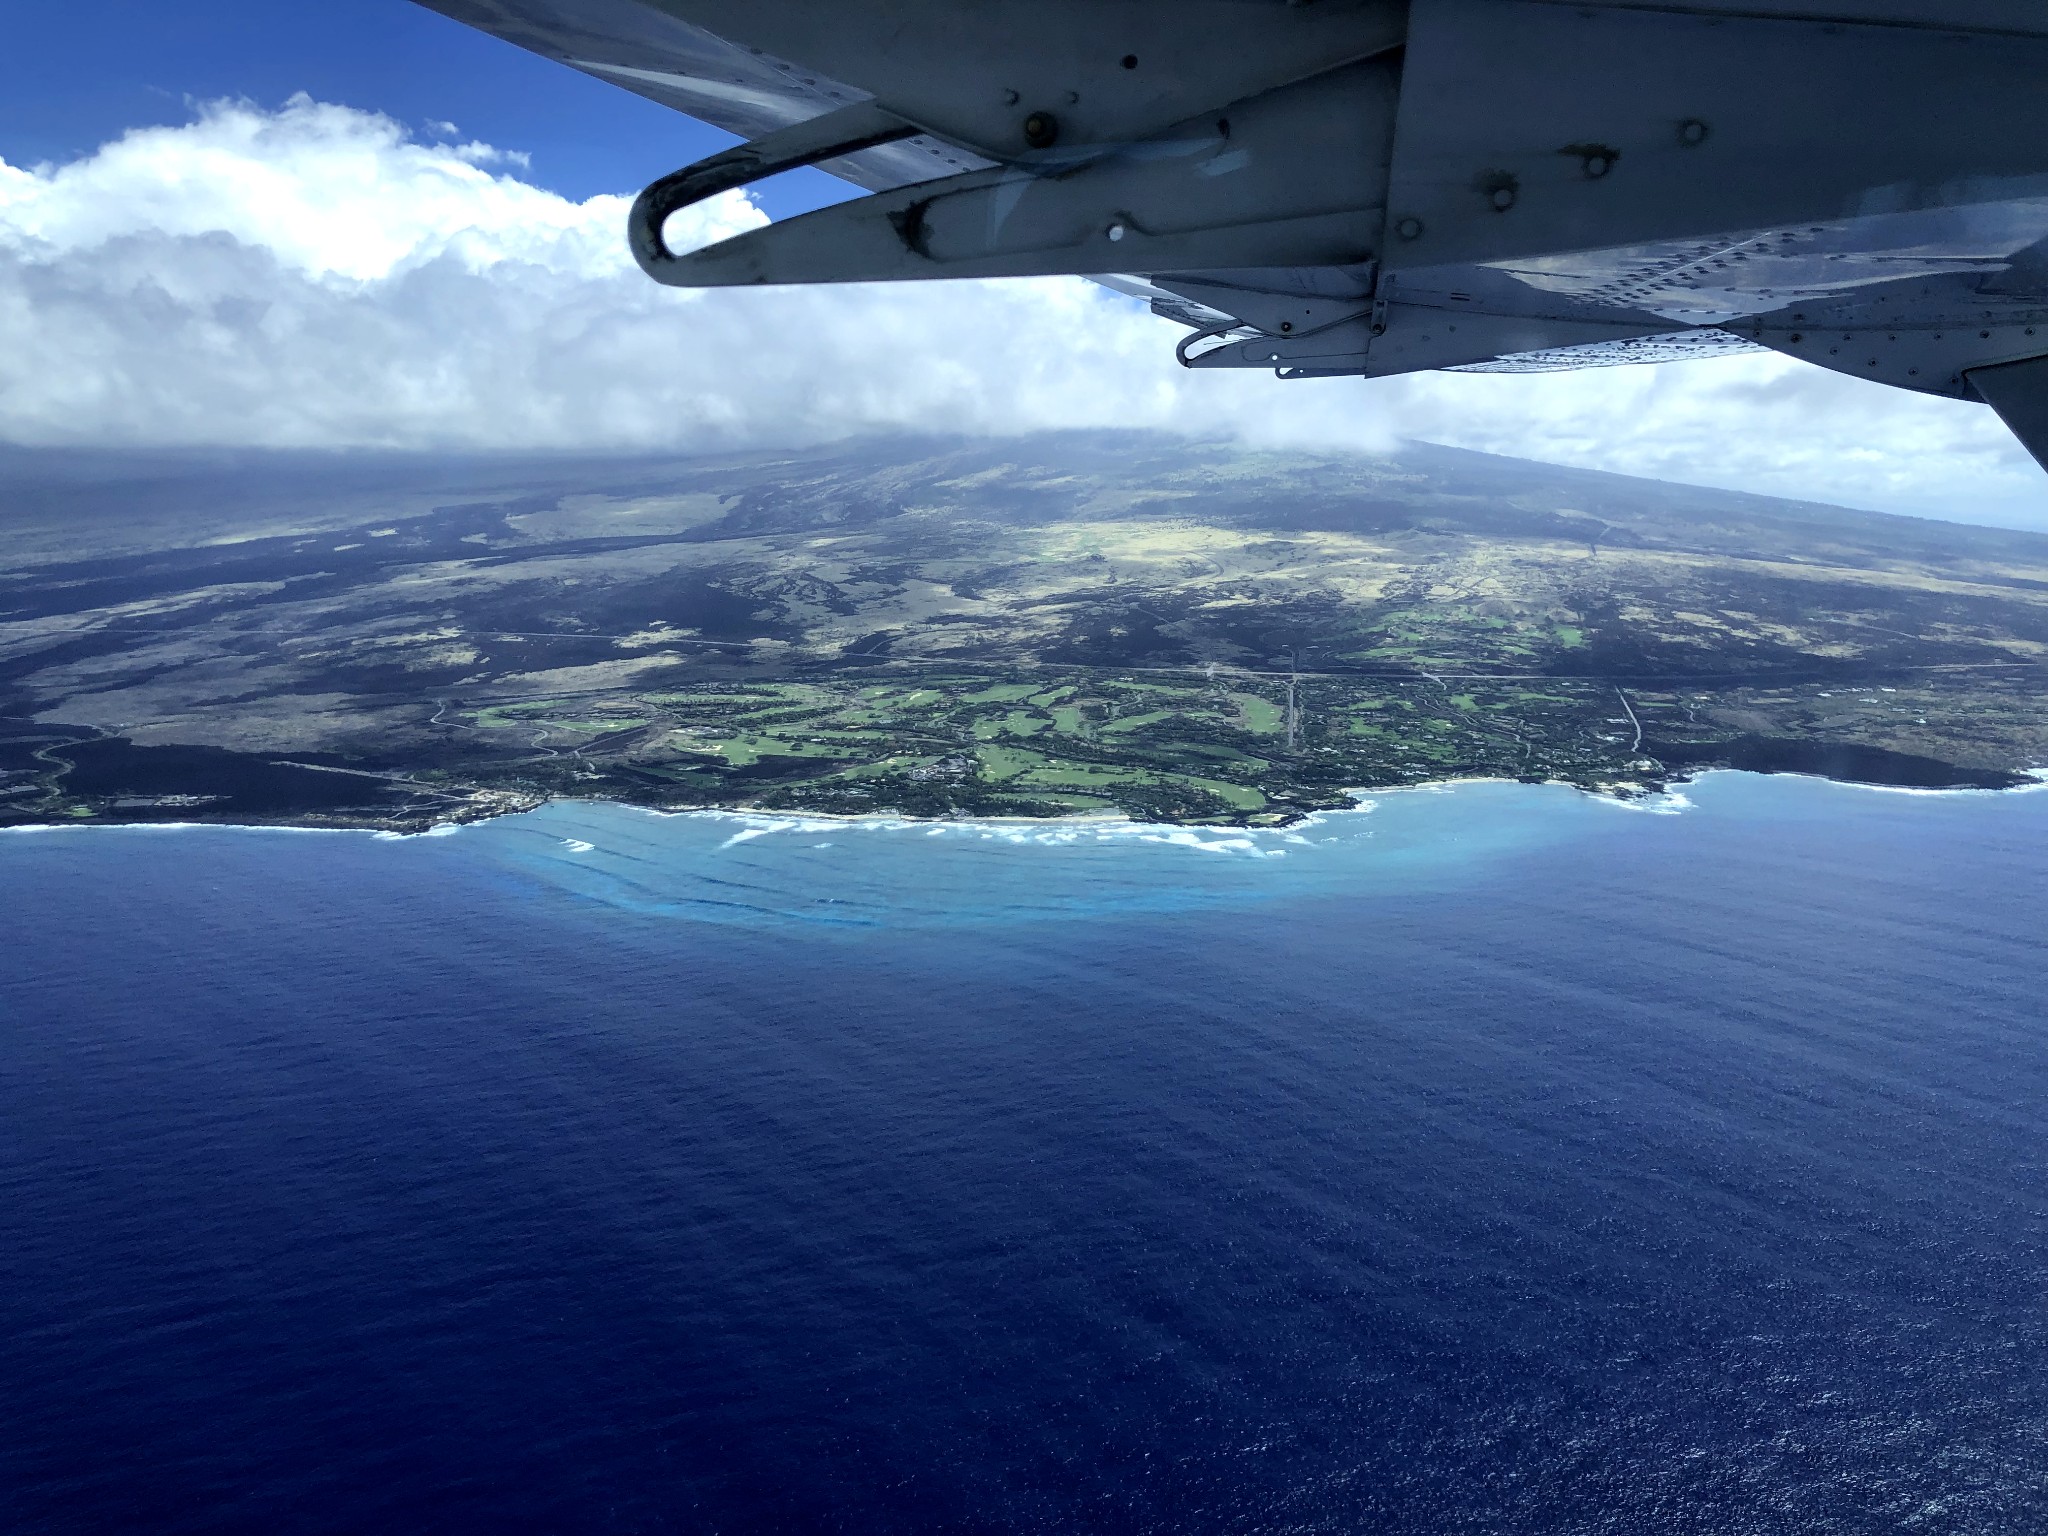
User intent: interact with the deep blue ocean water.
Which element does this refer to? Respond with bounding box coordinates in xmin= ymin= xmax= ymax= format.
xmin=3 ymin=774 xmax=2047 ymax=1534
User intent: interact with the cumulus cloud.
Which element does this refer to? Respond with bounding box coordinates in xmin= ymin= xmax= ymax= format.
xmin=1 ymin=95 xmax=2043 ymax=526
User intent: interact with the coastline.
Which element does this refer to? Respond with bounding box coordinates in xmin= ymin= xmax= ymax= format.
xmin=7 ymin=763 xmax=2044 ymax=841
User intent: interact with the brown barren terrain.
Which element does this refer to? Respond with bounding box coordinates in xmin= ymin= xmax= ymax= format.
xmin=4 ymin=432 xmax=2044 ymax=829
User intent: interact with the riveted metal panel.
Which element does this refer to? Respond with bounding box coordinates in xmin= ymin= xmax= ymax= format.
xmin=640 ymin=0 xmax=1406 ymax=159
xmin=1386 ymin=1 xmax=2048 ymax=273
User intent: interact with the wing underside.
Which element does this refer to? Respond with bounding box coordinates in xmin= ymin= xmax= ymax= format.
xmin=421 ymin=0 xmax=995 ymax=190
xmin=1448 ymin=329 xmax=1764 ymax=374
xmin=413 ymin=0 xmax=2048 ymax=465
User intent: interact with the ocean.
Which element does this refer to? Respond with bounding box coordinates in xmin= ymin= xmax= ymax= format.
xmin=3 ymin=774 xmax=2045 ymax=1533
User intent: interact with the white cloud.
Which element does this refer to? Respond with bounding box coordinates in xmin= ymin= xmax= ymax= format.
xmin=1 ymin=95 xmax=2044 ymax=527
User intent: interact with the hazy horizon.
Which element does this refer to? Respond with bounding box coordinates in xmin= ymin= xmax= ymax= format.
xmin=2 ymin=2 xmax=2046 ymax=531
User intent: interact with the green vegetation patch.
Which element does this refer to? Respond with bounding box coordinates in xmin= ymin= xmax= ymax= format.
xmin=960 ymin=683 xmax=1040 ymax=703
xmin=695 ymin=734 xmax=847 ymax=767
xmin=1237 ymin=696 xmax=1284 ymax=733
xmin=976 ymin=744 xmax=1045 ymax=781
xmin=1189 ymin=778 xmax=1266 ymax=810
xmin=1018 ymin=762 xmax=1153 ymax=790
xmin=1100 ymin=709 xmax=1178 ymax=735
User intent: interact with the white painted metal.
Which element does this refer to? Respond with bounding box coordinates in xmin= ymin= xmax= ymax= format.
xmin=1747 ymin=315 xmax=2048 ymax=399
xmin=647 ymin=58 xmax=1401 ymax=285
xmin=638 ymin=0 xmax=1407 ymax=158
xmin=1186 ymin=306 xmax=1672 ymax=375
xmin=1150 ymin=275 xmax=1375 ymax=338
xmin=412 ymin=0 xmax=2048 ymax=467
xmin=1387 ymin=0 xmax=2048 ymax=271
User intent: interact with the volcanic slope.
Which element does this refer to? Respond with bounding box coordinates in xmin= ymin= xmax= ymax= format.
xmin=3 ymin=432 xmax=2045 ymax=829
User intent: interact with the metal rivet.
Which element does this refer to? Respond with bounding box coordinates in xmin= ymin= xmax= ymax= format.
xmin=1678 ymin=119 xmax=1710 ymax=147
xmin=1279 ymin=322 xmax=1294 ymax=333
xmin=1585 ymin=154 xmax=1612 ymax=178
xmin=1395 ymin=217 xmax=1424 ymax=240
xmin=1491 ymin=186 xmax=1516 ymax=211
xmin=1023 ymin=111 xmax=1059 ymax=149
xmin=1106 ymin=222 xmax=1125 ymax=242
xmin=1002 ymin=88 xmax=1019 ymax=105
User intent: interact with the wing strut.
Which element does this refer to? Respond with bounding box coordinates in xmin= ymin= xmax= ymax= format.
xmin=625 ymin=57 xmax=1400 ymax=288
xmin=630 ymin=101 xmax=919 ymax=279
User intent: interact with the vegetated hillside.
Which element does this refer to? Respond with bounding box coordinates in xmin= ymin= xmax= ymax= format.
xmin=3 ymin=431 xmax=2044 ymax=828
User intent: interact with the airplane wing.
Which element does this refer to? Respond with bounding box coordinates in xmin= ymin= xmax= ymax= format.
xmin=414 ymin=1 xmax=2048 ymax=469
xmin=418 ymin=0 xmax=996 ymax=189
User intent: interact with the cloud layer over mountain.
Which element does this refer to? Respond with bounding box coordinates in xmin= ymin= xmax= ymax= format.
xmin=1 ymin=97 xmax=2042 ymax=524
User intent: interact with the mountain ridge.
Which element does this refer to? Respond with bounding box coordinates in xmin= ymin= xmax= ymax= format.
xmin=3 ymin=431 xmax=2044 ymax=828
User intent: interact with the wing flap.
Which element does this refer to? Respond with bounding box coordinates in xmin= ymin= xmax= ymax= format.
xmin=1965 ymin=355 xmax=2048 ymax=473
xmin=1450 ymin=329 xmax=1765 ymax=373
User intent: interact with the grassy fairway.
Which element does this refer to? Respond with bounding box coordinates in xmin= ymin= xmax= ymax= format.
xmin=1100 ymin=709 xmax=1178 ymax=735
xmin=437 ymin=650 xmax=2024 ymax=828
xmin=459 ymin=664 xmax=1655 ymax=823
xmin=975 ymin=744 xmax=1043 ymax=781
xmin=1238 ymin=696 xmax=1285 ymax=733
xmin=697 ymin=735 xmax=847 ymax=767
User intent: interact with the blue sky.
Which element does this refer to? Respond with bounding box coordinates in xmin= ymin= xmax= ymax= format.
xmin=0 ymin=0 xmax=846 ymax=215
xmin=1 ymin=2 xmax=2042 ymax=523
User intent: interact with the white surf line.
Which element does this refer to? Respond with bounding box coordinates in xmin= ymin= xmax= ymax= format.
xmin=1614 ymin=688 xmax=1643 ymax=753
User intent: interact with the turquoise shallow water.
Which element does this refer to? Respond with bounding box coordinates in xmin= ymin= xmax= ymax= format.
xmin=3 ymin=773 xmax=2047 ymax=1532
xmin=461 ymin=776 xmax=1678 ymax=925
